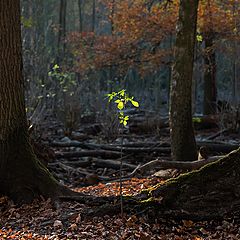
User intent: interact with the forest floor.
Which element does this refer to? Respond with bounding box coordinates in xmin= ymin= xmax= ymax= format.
xmin=1 ymin=112 xmax=240 ymax=239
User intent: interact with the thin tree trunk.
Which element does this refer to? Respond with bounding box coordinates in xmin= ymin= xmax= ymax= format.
xmin=169 ymin=0 xmax=198 ymax=161
xmin=78 ymin=0 xmax=83 ymax=32
xmin=203 ymin=0 xmax=216 ymax=115
xmin=92 ymin=0 xmax=96 ymax=32
xmin=57 ymin=0 xmax=67 ymax=62
xmin=203 ymin=33 xmax=216 ymax=115
xmin=76 ymin=0 xmax=84 ymax=82
xmin=110 ymin=0 xmax=115 ymax=34
xmin=232 ymin=1 xmax=240 ymax=103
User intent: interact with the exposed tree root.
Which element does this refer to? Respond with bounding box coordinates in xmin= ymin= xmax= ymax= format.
xmin=133 ymin=148 xmax=240 ymax=220
xmin=134 ymin=155 xmax=222 ymax=172
xmin=58 ymin=193 xmax=116 ymax=205
xmin=63 ymin=148 xmax=240 ymax=221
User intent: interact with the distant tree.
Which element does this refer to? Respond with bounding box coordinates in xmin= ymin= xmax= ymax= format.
xmin=169 ymin=0 xmax=198 ymax=161
xmin=68 ymin=0 xmax=240 ymax=114
xmin=92 ymin=0 xmax=96 ymax=32
xmin=202 ymin=0 xmax=216 ymax=115
xmin=57 ymin=0 xmax=67 ymax=62
xmin=78 ymin=0 xmax=84 ymax=32
xmin=0 ymin=0 xmax=69 ymax=203
xmin=198 ymin=0 xmax=238 ymax=114
xmin=68 ymin=0 xmax=177 ymax=76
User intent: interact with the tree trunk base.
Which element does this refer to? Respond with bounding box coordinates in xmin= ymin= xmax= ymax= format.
xmin=0 ymin=127 xmax=74 ymax=203
xmin=136 ymin=148 xmax=240 ymax=220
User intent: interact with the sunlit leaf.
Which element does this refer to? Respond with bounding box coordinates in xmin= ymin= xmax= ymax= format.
xmin=53 ymin=64 xmax=59 ymax=70
xmin=117 ymin=101 xmax=124 ymax=110
xmin=131 ymin=100 xmax=139 ymax=107
xmin=196 ymin=34 xmax=203 ymax=42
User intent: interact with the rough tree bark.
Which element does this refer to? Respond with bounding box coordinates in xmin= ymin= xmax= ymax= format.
xmin=169 ymin=0 xmax=198 ymax=161
xmin=0 ymin=0 xmax=71 ymax=203
xmin=137 ymin=148 xmax=240 ymax=220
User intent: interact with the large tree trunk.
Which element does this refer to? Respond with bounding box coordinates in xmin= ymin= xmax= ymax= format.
xmin=138 ymin=148 xmax=240 ymax=220
xmin=169 ymin=0 xmax=198 ymax=161
xmin=0 ymin=0 xmax=69 ymax=203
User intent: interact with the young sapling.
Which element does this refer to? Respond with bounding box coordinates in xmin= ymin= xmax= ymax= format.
xmin=106 ymin=89 xmax=139 ymax=217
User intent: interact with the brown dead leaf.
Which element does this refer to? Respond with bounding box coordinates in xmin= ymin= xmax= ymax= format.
xmin=68 ymin=212 xmax=80 ymax=223
xmin=69 ymin=223 xmax=78 ymax=231
xmin=0 ymin=197 xmax=8 ymax=205
xmin=199 ymin=227 xmax=209 ymax=235
xmin=182 ymin=219 xmax=194 ymax=228
xmin=126 ymin=215 xmax=138 ymax=227
xmin=135 ymin=231 xmax=151 ymax=240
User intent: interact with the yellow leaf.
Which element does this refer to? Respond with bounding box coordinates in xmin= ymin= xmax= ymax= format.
xmin=131 ymin=100 xmax=139 ymax=107
xmin=117 ymin=101 xmax=124 ymax=110
xmin=196 ymin=34 xmax=203 ymax=42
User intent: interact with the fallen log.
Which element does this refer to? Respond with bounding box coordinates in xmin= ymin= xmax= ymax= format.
xmin=57 ymin=162 xmax=90 ymax=176
xmin=193 ymin=115 xmax=219 ymax=130
xmin=97 ymin=145 xmax=171 ymax=154
xmin=51 ymin=140 xmax=88 ymax=148
xmin=129 ymin=115 xmax=220 ymax=134
xmin=112 ymin=142 xmax=170 ymax=148
xmin=135 ymin=155 xmax=222 ymax=172
xmin=197 ymin=141 xmax=238 ymax=153
xmin=205 ymin=128 xmax=229 ymax=140
xmin=51 ymin=140 xmax=162 ymax=149
xmin=52 ymin=141 xmax=171 ymax=154
xmin=129 ymin=116 xmax=169 ymax=133
xmin=55 ymin=150 xmax=122 ymax=159
xmin=49 ymin=159 xmax=91 ymax=168
xmin=91 ymin=158 xmax=137 ymax=171
xmin=52 ymin=138 xmax=238 ymax=152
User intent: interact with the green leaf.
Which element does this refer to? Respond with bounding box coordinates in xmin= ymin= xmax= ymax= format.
xmin=118 ymin=89 xmax=126 ymax=97
xmin=117 ymin=101 xmax=124 ymax=110
xmin=196 ymin=34 xmax=203 ymax=42
xmin=192 ymin=117 xmax=202 ymax=123
xmin=123 ymin=120 xmax=128 ymax=126
xmin=21 ymin=16 xmax=33 ymax=28
xmin=53 ymin=64 xmax=59 ymax=70
xmin=131 ymin=100 xmax=139 ymax=107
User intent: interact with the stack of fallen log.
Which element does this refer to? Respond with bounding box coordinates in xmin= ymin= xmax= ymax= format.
xmin=46 ymin=137 xmax=239 ymax=186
